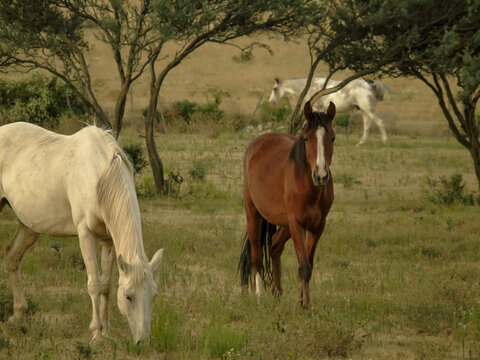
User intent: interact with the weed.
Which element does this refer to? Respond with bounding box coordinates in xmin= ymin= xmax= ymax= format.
xmin=164 ymin=171 xmax=184 ymax=198
xmin=425 ymin=174 xmax=474 ymax=206
xmin=335 ymin=172 xmax=362 ymax=188
xmin=189 ymin=159 xmax=208 ymax=181
xmin=75 ymin=342 xmax=95 ymax=360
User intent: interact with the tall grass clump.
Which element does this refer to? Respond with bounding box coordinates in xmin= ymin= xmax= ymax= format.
xmin=201 ymin=324 xmax=246 ymax=359
xmin=151 ymin=298 xmax=184 ymax=353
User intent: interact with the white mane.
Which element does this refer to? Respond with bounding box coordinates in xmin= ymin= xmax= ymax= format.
xmin=96 ymin=131 xmax=146 ymax=268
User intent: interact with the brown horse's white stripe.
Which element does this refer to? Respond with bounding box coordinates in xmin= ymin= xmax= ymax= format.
xmin=316 ymin=127 xmax=327 ymax=178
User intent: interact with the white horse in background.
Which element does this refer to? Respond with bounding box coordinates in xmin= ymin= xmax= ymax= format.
xmin=268 ymin=77 xmax=390 ymax=146
xmin=0 ymin=122 xmax=163 ymax=344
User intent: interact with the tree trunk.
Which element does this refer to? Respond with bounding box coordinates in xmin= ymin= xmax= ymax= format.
xmin=145 ymin=88 xmax=165 ymax=194
xmin=113 ymin=82 xmax=131 ymax=138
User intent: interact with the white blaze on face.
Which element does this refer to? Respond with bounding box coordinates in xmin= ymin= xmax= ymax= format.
xmin=316 ymin=127 xmax=327 ymax=178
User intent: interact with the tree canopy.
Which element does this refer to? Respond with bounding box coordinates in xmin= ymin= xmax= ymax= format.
xmin=308 ymin=0 xmax=480 ymax=188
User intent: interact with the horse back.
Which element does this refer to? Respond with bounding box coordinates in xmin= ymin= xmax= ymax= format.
xmin=0 ymin=122 xmax=119 ymax=236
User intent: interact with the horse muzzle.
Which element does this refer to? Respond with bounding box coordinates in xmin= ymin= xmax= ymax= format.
xmin=312 ymin=170 xmax=329 ymax=186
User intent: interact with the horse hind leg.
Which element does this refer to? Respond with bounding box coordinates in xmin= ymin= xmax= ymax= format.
xmin=5 ymin=222 xmax=39 ymax=323
xmin=356 ymin=111 xmax=372 ymax=146
xmin=270 ymin=226 xmax=290 ymax=296
xmin=367 ymin=111 xmax=388 ymax=144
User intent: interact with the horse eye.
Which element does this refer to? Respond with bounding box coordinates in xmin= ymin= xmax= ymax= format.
xmin=304 ymin=138 xmax=308 ymax=142
xmin=126 ymin=295 xmax=133 ymax=302
xmin=332 ymin=137 xmax=336 ymax=143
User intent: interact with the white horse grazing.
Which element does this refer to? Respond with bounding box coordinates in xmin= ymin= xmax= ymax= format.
xmin=268 ymin=77 xmax=390 ymax=145
xmin=0 ymin=122 xmax=163 ymax=344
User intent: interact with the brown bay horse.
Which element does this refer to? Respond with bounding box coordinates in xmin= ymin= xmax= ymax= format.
xmin=238 ymin=101 xmax=336 ymax=308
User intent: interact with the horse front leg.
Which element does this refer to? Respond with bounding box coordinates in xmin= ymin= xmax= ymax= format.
xmin=100 ymin=239 xmax=115 ymax=338
xmin=288 ymin=221 xmax=310 ymax=308
xmin=77 ymin=224 xmax=102 ymax=344
xmin=5 ymin=223 xmax=38 ymax=323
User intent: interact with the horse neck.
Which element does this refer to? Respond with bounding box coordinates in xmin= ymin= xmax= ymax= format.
xmin=98 ymin=154 xmax=148 ymax=264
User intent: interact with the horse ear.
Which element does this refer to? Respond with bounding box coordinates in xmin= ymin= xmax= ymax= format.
xmin=149 ymin=249 xmax=164 ymax=272
xmin=326 ymin=101 xmax=336 ymax=121
xmin=275 ymin=77 xmax=281 ymax=84
xmin=304 ymin=101 xmax=313 ymax=121
xmin=117 ymin=254 xmax=130 ymax=274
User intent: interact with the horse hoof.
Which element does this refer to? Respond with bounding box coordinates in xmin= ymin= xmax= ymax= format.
xmin=90 ymin=332 xmax=102 ymax=347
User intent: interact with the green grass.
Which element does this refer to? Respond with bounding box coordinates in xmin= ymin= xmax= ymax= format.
xmin=1 ymin=130 xmax=480 ymax=359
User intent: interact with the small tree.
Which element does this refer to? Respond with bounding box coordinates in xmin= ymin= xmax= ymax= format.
xmin=142 ymin=0 xmax=317 ymax=193
xmin=0 ymin=0 xmax=155 ymax=135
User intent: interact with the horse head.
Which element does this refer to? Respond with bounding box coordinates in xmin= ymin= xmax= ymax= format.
xmin=268 ymin=78 xmax=285 ymax=107
xmin=303 ymin=101 xmax=336 ymax=186
xmin=117 ymin=249 xmax=163 ymax=344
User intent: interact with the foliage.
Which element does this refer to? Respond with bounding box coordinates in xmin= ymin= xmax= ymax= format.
xmin=425 ymin=174 xmax=474 ymax=206
xmin=122 ymin=143 xmax=148 ymax=174
xmin=320 ymin=0 xmax=480 ymax=188
xmin=0 ymin=74 xmax=85 ymax=128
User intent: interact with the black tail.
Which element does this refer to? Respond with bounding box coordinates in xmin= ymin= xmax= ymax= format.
xmin=238 ymin=218 xmax=276 ymax=288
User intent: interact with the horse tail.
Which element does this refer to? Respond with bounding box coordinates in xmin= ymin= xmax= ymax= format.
xmin=372 ymin=82 xmax=391 ymax=102
xmin=238 ymin=218 xmax=276 ymax=288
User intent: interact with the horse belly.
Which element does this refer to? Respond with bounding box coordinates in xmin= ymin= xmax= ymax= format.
xmin=2 ymin=170 xmax=77 ymax=236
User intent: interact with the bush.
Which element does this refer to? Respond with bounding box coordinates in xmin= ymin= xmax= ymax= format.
xmin=425 ymin=174 xmax=474 ymax=206
xmin=122 ymin=143 xmax=148 ymax=174
xmin=164 ymin=91 xmax=225 ymax=131
xmin=0 ymin=74 xmax=86 ymax=128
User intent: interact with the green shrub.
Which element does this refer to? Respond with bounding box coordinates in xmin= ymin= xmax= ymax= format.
xmin=0 ymin=74 xmax=85 ymax=128
xmin=170 ymin=92 xmax=224 ymax=126
xmin=258 ymin=98 xmax=291 ymax=125
xmin=425 ymin=174 xmax=474 ymax=206
xmin=122 ymin=143 xmax=148 ymax=174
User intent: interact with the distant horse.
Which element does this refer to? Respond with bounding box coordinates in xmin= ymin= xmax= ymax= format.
xmin=268 ymin=77 xmax=390 ymax=146
xmin=0 ymin=122 xmax=163 ymax=344
xmin=239 ymin=101 xmax=336 ymax=308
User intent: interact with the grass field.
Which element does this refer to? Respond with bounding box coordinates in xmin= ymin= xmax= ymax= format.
xmin=1 ymin=35 xmax=480 ymax=359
